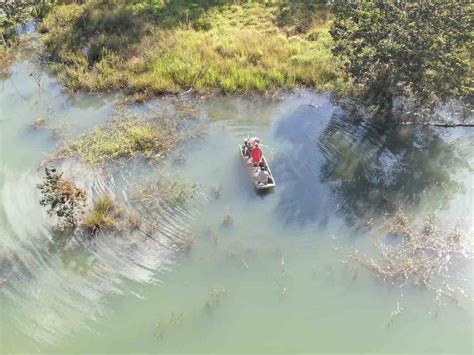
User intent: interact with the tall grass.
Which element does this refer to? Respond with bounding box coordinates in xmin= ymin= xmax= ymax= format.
xmin=81 ymin=194 xmax=117 ymax=234
xmin=41 ymin=0 xmax=345 ymax=96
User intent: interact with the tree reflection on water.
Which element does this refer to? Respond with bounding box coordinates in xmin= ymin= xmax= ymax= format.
xmin=319 ymin=110 xmax=467 ymax=225
xmin=273 ymin=102 xmax=467 ymax=227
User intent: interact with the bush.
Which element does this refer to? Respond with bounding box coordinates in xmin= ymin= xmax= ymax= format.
xmin=37 ymin=167 xmax=87 ymax=229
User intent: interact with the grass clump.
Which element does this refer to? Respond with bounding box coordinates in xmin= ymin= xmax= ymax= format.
xmin=41 ymin=0 xmax=344 ymax=96
xmin=81 ymin=194 xmax=118 ymax=234
xmin=63 ymin=113 xmax=178 ymax=164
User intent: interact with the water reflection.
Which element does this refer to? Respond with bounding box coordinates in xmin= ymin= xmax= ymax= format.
xmin=272 ymin=97 xmax=336 ymax=226
xmin=272 ymin=98 xmax=468 ymax=227
xmin=318 ymin=110 xmax=466 ymax=224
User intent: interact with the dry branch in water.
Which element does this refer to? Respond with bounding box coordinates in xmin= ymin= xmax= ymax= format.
xmin=351 ymin=212 xmax=472 ymax=299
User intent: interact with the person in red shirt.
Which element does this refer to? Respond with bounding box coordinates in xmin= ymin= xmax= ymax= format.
xmin=251 ymin=143 xmax=263 ymax=166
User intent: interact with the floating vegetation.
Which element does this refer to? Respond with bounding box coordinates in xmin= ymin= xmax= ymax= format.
xmin=205 ymin=288 xmax=227 ymax=312
xmin=351 ymin=212 xmax=472 ymax=303
xmin=155 ymin=312 xmax=184 ymax=339
xmin=222 ymin=209 xmax=233 ymax=226
xmin=132 ymin=175 xmax=198 ymax=208
xmin=37 ymin=167 xmax=87 ymax=230
xmin=62 ymin=112 xmax=180 ymax=165
xmin=210 ymin=185 xmax=223 ymax=200
xmin=28 ymin=115 xmax=50 ymax=130
xmin=174 ymin=231 xmax=194 ymax=255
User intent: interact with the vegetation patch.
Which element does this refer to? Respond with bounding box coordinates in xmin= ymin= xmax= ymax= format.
xmin=132 ymin=175 xmax=198 ymax=208
xmin=351 ymin=212 xmax=472 ymax=304
xmin=0 ymin=48 xmax=16 ymax=75
xmin=205 ymin=288 xmax=227 ymax=311
xmin=41 ymin=0 xmax=343 ymax=96
xmin=62 ymin=113 xmax=179 ymax=164
xmin=81 ymin=194 xmax=119 ymax=234
xmin=155 ymin=312 xmax=184 ymax=339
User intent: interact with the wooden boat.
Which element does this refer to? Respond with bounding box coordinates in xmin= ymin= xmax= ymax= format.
xmin=239 ymin=144 xmax=276 ymax=191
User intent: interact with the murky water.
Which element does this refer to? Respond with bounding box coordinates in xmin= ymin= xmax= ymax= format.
xmin=1 ymin=48 xmax=473 ymax=353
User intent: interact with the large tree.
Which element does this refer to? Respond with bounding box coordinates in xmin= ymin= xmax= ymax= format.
xmin=330 ymin=1 xmax=472 ymax=114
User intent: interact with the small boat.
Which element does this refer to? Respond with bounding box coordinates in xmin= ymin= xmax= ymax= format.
xmin=239 ymin=144 xmax=276 ymax=191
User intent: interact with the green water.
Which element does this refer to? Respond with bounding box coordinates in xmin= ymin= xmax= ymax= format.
xmin=1 ymin=52 xmax=473 ymax=353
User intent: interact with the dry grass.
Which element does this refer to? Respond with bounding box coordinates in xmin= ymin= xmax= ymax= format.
xmin=351 ymin=212 xmax=472 ymax=302
xmin=81 ymin=194 xmax=118 ymax=234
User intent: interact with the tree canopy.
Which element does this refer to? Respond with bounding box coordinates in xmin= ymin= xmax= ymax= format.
xmin=330 ymin=1 xmax=472 ymax=113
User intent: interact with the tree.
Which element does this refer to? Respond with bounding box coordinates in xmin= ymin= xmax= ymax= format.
xmin=330 ymin=1 xmax=472 ymax=114
xmin=37 ymin=167 xmax=87 ymax=230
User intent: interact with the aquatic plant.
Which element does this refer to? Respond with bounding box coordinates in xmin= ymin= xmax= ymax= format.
xmin=155 ymin=312 xmax=184 ymax=339
xmin=28 ymin=116 xmax=50 ymax=129
xmin=210 ymin=185 xmax=223 ymax=200
xmin=222 ymin=208 xmax=233 ymax=226
xmin=204 ymin=288 xmax=226 ymax=311
xmin=63 ymin=113 xmax=178 ymax=164
xmin=132 ymin=175 xmax=198 ymax=208
xmin=37 ymin=167 xmax=87 ymax=230
xmin=351 ymin=212 xmax=472 ymax=303
xmin=81 ymin=195 xmax=118 ymax=234
xmin=386 ymin=302 xmax=405 ymax=328
xmin=174 ymin=231 xmax=194 ymax=254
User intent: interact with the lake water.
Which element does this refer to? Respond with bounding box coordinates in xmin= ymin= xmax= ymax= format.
xmin=1 ymin=46 xmax=473 ymax=353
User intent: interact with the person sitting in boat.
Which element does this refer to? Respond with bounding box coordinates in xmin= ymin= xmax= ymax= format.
xmin=257 ymin=164 xmax=269 ymax=185
xmin=250 ymin=143 xmax=263 ymax=166
xmin=248 ymin=137 xmax=261 ymax=149
xmin=243 ymin=139 xmax=250 ymax=157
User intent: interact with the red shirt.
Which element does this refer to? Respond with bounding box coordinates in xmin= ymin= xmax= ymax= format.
xmin=251 ymin=146 xmax=263 ymax=165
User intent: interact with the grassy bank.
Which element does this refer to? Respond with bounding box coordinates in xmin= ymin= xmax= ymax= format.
xmin=41 ymin=0 xmax=345 ymax=97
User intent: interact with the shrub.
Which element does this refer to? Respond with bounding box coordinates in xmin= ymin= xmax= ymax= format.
xmin=37 ymin=167 xmax=87 ymax=229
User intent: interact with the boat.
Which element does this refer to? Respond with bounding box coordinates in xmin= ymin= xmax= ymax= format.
xmin=239 ymin=144 xmax=276 ymax=191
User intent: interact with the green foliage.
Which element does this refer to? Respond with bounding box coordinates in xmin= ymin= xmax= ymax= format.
xmin=37 ymin=167 xmax=87 ymax=229
xmin=64 ymin=114 xmax=178 ymax=164
xmin=330 ymin=1 xmax=472 ymax=112
xmin=41 ymin=0 xmax=342 ymax=95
